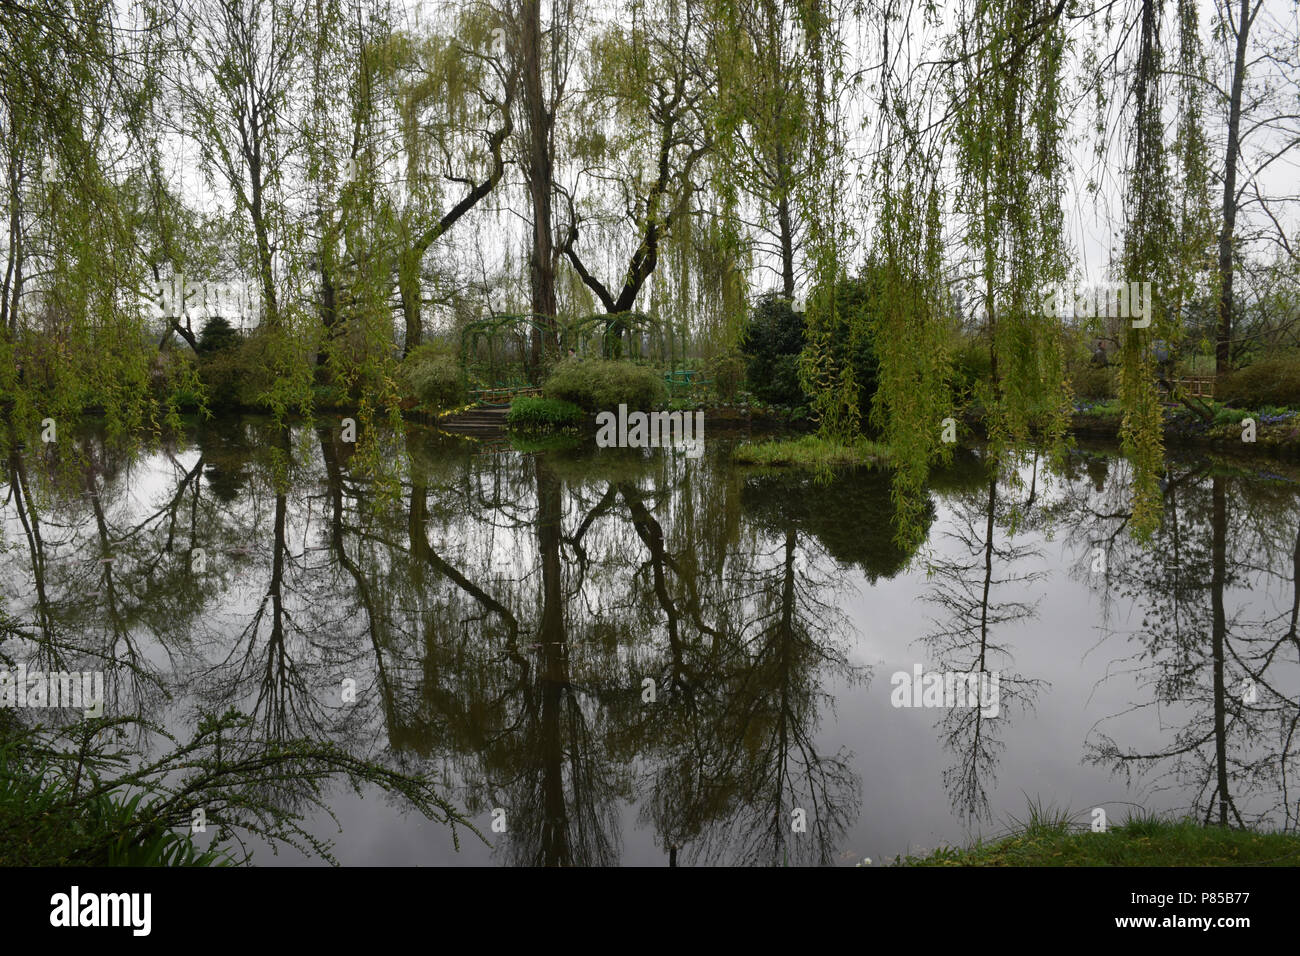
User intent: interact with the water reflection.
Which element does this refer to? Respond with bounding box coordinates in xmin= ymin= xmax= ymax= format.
xmin=2 ymin=421 xmax=1298 ymax=864
xmin=921 ymin=455 xmax=1046 ymax=822
xmin=1053 ymin=454 xmax=1300 ymax=828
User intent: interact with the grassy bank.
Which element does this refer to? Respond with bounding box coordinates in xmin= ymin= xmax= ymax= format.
xmin=1071 ymin=398 xmax=1300 ymax=453
xmin=733 ymin=434 xmax=889 ymax=468
xmin=897 ymin=817 xmax=1300 ymax=867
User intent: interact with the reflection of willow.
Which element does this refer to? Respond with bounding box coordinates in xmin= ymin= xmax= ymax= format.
xmin=2 ymin=422 xmax=478 ymax=859
xmin=190 ymin=425 xmax=347 ymax=757
xmin=376 ymin=441 xmax=873 ymax=865
xmin=374 ymin=443 xmax=628 ymax=866
xmin=922 ymin=461 xmax=1045 ymax=823
xmin=1068 ymin=461 xmax=1300 ymax=829
xmin=500 ymin=461 xmax=623 ymax=865
xmin=629 ymin=468 xmax=877 ymax=866
xmin=1 ymin=431 xmax=214 ymax=730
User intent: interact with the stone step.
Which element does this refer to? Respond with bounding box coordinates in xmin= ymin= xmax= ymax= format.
xmin=440 ymin=405 xmax=510 ymax=434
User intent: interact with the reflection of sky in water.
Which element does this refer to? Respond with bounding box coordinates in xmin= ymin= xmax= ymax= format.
xmin=2 ymin=425 xmax=1297 ymax=865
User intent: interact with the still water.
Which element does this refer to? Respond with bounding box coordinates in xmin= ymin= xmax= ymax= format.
xmin=3 ymin=417 xmax=1298 ymax=865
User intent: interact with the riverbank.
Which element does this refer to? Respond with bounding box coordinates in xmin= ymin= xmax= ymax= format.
xmin=1070 ymin=400 xmax=1300 ymax=457
xmin=896 ymin=818 xmax=1300 ymax=866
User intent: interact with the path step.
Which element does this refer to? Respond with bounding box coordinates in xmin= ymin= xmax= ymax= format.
xmin=440 ymin=405 xmax=510 ymax=434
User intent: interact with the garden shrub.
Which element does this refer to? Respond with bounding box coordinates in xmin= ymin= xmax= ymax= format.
xmin=1212 ymin=404 xmax=1252 ymax=426
xmin=507 ymin=395 xmax=584 ymax=432
xmin=196 ymin=329 xmax=282 ymax=409
xmin=707 ymin=348 xmax=746 ymax=402
xmin=543 ymin=357 xmax=666 ymax=411
xmin=1070 ymin=364 xmax=1115 ymax=400
xmin=401 ymin=342 xmax=464 ymax=409
xmin=1219 ymin=354 xmax=1300 ymax=409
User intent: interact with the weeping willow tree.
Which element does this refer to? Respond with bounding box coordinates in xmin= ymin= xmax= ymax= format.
xmin=868 ymin=82 xmax=954 ymax=550
xmin=948 ymin=0 xmax=1072 ymax=481
xmin=706 ymin=0 xmax=814 ymax=302
xmin=0 ymin=0 xmax=162 ymax=442
xmin=173 ymin=0 xmax=322 ymax=420
xmin=1112 ymin=0 xmax=1217 ymax=539
xmin=370 ymin=5 xmax=516 ymax=357
xmin=558 ymin=0 xmax=734 ymax=358
xmin=792 ymin=0 xmax=860 ymax=440
xmin=301 ymin=0 xmax=406 ymax=484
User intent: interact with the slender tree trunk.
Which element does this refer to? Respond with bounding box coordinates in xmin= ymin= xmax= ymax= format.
xmin=248 ymin=143 xmax=279 ymax=329
xmin=2 ymin=149 xmax=21 ymax=337
xmin=777 ymin=198 xmax=795 ymax=300
xmin=1216 ymin=0 xmax=1253 ymax=383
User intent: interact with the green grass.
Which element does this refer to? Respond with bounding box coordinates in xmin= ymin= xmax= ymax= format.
xmin=506 ymin=395 xmax=584 ymax=432
xmin=732 ymin=434 xmax=889 ymax=468
xmin=898 ymin=813 xmax=1300 ymax=867
xmin=1073 ymin=398 xmax=1124 ymax=417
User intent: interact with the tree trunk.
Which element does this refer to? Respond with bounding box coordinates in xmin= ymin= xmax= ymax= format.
xmin=775 ymin=143 xmax=795 ymax=300
xmin=1216 ymin=0 xmax=1252 ymax=383
xmin=399 ymin=247 xmax=422 ymax=357
xmin=521 ymin=0 xmax=557 ymax=373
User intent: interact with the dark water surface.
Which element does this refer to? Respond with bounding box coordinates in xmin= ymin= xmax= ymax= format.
xmin=3 ymin=417 xmax=1298 ymax=865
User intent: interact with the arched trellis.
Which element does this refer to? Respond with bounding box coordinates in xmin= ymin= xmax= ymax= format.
xmin=460 ymin=313 xmax=554 ymax=398
xmin=566 ymin=311 xmax=664 ymax=361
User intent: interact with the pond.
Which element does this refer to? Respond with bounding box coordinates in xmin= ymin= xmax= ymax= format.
xmin=3 ymin=417 xmax=1298 ymax=865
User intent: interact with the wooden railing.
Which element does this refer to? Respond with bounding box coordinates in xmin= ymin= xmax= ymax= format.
xmin=472 ymin=384 xmax=542 ymax=406
xmin=1167 ymin=376 xmax=1215 ymax=399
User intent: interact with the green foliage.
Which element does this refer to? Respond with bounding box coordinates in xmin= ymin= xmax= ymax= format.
xmin=739 ymin=294 xmax=808 ymax=406
xmin=867 ymin=103 xmax=957 ymax=554
xmin=197 ymin=316 xmax=240 ymax=355
xmin=197 ymin=331 xmax=280 ymax=410
xmin=0 ymin=711 xmax=479 ymax=867
xmin=950 ymin=336 xmax=993 ymax=405
xmin=707 ymin=348 xmax=746 ymax=403
xmin=1219 ymin=354 xmax=1300 ymax=408
xmin=1212 ymin=404 xmax=1252 ymax=426
xmin=1070 ymin=364 xmax=1117 ymax=401
xmin=0 ymin=729 xmax=229 ymax=866
xmin=948 ymin=0 xmax=1071 ymax=501
xmin=733 ymin=435 xmax=888 ymax=469
xmin=507 ymin=396 xmax=584 ymax=432
xmin=799 ymin=274 xmax=885 ymax=439
xmin=400 ymin=343 xmax=465 ymax=410
xmin=543 ymin=357 xmax=666 ymax=412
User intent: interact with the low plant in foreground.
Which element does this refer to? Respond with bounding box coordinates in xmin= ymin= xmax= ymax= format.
xmin=0 ymin=710 xmax=480 ymax=866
